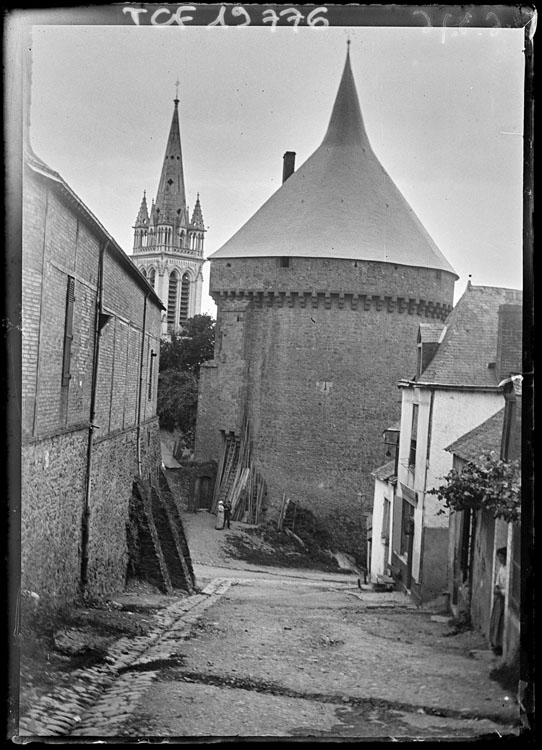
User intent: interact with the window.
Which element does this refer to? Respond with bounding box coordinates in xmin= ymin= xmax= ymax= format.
xmin=382 ymin=499 xmax=391 ymax=543
xmin=167 ymin=272 xmax=178 ymax=330
xmin=148 ymin=349 xmax=156 ymax=400
xmin=148 ymin=268 xmax=155 ymax=289
xmin=409 ymin=404 xmax=419 ymax=469
xmin=279 ymin=257 xmax=290 ymax=268
xmin=62 ymin=276 xmax=75 ymax=387
xmin=179 ymin=272 xmax=190 ymax=325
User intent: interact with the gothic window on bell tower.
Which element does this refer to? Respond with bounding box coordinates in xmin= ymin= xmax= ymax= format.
xmin=179 ymin=272 xmax=190 ymax=325
xmin=149 ymin=268 xmax=156 ymax=289
xmin=167 ymin=271 xmax=179 ymax=331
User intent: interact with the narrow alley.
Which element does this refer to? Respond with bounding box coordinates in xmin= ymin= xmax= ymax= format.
xmin=19 ymin=509 xmax=521 ymax=740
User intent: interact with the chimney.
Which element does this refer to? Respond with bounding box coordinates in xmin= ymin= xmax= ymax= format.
xmin=282 ymin=151 xmax=296 ymax=183
xmin=496 ymin=304 xmax=522 ymax=382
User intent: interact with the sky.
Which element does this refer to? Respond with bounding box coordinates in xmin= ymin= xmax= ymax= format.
xmin=27 ymin=13 xmax=526 ymax=317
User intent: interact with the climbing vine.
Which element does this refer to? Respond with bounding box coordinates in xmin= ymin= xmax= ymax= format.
xmin=429 ymin=451 xmax=521 ymax=523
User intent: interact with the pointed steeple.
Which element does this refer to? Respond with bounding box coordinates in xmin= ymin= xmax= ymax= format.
xmin=190 ymin=193 xmax=205 ymax=230
xmin=211 ymin=46 xmax=457 ymax=278
xmin=134 ymin=190 xmax=149 ymax=227
xmin=322 ymin=44 xmax=371 ymax=149
xmin=154 ymin=97 xmax=187 ymax=226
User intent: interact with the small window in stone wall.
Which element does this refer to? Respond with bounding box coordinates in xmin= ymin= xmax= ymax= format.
xmin=279 ymin=257 xmax=290 ymax=268
xmin=436 ymin=270 xmax=442 ymax=280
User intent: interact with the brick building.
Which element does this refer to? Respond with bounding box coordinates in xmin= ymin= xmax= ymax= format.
xmin=194 ymin=49 xmax=457 ymax=559
xmin=22 ymin=148 xmax=165 ymax=603
xmin=131 ymin=94 xmax=205 ymax=336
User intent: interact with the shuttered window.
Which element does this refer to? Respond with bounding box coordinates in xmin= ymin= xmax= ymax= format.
xmin=409 ymin=403 xmax=419 ymax=468
xmin=148 ymin=349 xmax=155 ymax=400
xmin=62 ymin=276 xmax=75 ymax=387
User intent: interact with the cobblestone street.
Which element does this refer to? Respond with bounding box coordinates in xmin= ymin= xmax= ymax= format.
xmin=17 ymin=511 xmax=521 ymax=740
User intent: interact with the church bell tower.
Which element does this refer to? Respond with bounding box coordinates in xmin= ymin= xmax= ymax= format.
xmin=132 ymin=90 xmax=205 ymax=336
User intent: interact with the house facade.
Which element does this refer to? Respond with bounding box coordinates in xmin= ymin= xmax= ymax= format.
xmin=386 ymin=285 xmax=522 ymax=603
xmin=22 ymin=149 xmax=164 ymax=603
xmin=445 ymin=375 xmax=522 ymax=660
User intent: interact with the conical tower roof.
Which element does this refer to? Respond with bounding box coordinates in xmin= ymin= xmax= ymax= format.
xmin=154 ymin=98 xmax=187 ymax=225
xmin=211 ymin=50 xmax=457 ymax=276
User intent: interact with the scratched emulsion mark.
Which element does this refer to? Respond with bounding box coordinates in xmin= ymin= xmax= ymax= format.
xmin=413 ymin=7 xmax=503 ymax=44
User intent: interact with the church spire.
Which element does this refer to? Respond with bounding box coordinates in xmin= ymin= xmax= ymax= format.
xmin=154 ymin=95 xmax=187 ymax=226
xmin=134 ymin=190 xmax=149 ymax=227
xmin=190 ymin=193 xmax=205 ymax=230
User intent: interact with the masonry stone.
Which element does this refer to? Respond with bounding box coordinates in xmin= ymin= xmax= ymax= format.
xmin=22 ymin=153 xmax=166 ymax=604
xmin=194 ymin=52 xmax=457 ymax=561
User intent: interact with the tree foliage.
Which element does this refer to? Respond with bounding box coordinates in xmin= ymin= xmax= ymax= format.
xmin=429 ymin=451 xmax=521 ymax=523
xmin=157 ymin=369 xmax=199 ymax=437
xmin=157 ymin=315 xmax=215 ymax=446
xmin=159 ymin=314 xmax=215 ymax=374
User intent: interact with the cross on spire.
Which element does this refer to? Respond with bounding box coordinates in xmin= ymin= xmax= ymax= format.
xmin=174 ymin=77 xmax=180 ymax=104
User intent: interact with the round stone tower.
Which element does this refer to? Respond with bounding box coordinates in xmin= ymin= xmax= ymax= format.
xmin=194 ymin=49 xmax=457 ymax=559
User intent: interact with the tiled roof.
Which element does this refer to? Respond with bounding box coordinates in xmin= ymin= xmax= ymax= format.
xmin=419 ymin=284 xmax=523 ymax=387
xmin=372 ymin=460 xmax=397 ymax=481
xmin=26 ymin=149 xmax=164 ymax=310
xmin=418 ymin=322 xmax=445 ymax=344
xmin=445 ymin=408 xmax=505 ymax=463
xmin=211 ymin=52 xmax=457 ymax=276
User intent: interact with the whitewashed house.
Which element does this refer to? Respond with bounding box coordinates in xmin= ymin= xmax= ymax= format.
xmin=384 ymin=284 xmax=522 ymax=603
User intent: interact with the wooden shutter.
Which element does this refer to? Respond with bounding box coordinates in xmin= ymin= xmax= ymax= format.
xmin=62 ymin=276 xmax=75 ymax=387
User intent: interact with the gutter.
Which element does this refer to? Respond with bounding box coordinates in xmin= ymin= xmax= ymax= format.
xmin=398 ymin=379 xmax=502 ymax=393
xmin=136 ymin=293 xmax=150 ymax=477
xmin=80 ymin=240 xmax=110 ymax=595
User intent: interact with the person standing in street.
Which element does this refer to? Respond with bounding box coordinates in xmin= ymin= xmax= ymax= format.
xmin=215 ymin=500 xmax=225 ymax=530
xmin=224 ymin=500 xmax=232 ymax=529
xmin=489 ymin=547 xmax=507 ymax=655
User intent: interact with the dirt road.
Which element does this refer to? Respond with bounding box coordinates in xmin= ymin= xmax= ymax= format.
xmin=20 ymin=509 xmax=521 ymax=740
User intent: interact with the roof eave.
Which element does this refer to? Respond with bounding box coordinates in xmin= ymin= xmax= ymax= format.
xmin=27 ymin=158 xmax=165 ymax=310
xmin=398 ymin=379 xmax=502 ymax=392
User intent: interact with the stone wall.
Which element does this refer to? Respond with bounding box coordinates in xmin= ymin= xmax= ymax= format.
xmin=21 ymin=162 xmax=164 ymax=604
xmin=21 ymin=418 xmax=162 ymax=603
xmin=21 ymin=429 xmax=88 ymax=602
xmin=195 ymin=256 xmax=455 ymax=561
